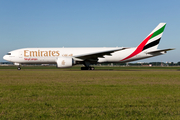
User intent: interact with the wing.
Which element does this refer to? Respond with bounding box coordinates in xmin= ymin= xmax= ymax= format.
xmin=147 ymin=48 xmax=175 ymax=54
xmin=74 ymin=48 xmax=126 ymax=61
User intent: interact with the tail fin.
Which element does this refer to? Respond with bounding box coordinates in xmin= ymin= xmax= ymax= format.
xmin=139 ymin=23 xmax=166 ymax=52
xmin=121 ymin=23 xmax=166 ymax=61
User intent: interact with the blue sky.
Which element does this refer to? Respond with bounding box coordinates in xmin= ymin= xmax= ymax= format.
xmin=0 ymin=0 xmax=179 ymax=62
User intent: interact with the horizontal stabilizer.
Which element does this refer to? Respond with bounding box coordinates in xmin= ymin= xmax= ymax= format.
xmin=147 ymin=48 xmax=175 ymax=54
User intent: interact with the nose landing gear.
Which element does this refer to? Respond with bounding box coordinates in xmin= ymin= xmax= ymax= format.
xmin=17 ymin=66 xmax=21 ymax=70
xmin=14 ymin=63 xmax=21 ymax=70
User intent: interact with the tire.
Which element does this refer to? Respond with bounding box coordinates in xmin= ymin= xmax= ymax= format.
xmin=91 ymin=67 xmax=95 ymax=70
xmin=81 ymin=67 xmax=88 ymax=70
xmin=17 ymin=67 xmax=21 ymax=70
xmin=81 ymin=67 xmax=95 ymax=70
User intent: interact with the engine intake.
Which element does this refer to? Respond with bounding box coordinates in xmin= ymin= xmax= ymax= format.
xmin=56 ymin=57 xmax=75 ymax=68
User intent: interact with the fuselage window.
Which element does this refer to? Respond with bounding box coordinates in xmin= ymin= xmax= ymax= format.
xmin=7 ymin=53 xmax=11 ymax=55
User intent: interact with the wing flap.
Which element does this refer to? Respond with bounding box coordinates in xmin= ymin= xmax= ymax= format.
xmin=74 ymin=48 xmax=126 ymax=60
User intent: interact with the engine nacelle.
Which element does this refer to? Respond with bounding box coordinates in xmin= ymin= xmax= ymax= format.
xmin=56 ymin=57 xmax=75 ymax=68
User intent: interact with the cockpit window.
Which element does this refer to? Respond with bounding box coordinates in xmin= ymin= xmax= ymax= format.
xmin=7 ymin=53 xmax=11 ymax=55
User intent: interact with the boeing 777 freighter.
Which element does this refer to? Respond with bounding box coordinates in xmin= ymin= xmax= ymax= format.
xmin=3 ymin=23 xmax=174 ymax=70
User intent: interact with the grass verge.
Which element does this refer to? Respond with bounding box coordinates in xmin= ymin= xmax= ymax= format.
xmin=0 ymin=68 xmax=180 ymax=119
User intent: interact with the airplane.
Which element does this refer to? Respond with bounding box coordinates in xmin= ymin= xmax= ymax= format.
xmin=3 ymin=23 xmax=174 ymax=70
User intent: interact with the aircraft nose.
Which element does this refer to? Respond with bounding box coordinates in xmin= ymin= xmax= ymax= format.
xmin=3 ymin=55 xmax=8 ymax=61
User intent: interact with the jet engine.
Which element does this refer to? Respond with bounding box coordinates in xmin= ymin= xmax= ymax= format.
xmin=56 ymin=57 xmax=75 ymax=68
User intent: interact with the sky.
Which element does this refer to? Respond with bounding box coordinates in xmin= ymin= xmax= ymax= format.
xmin=0 ymin=0 xmax=180 ymax=62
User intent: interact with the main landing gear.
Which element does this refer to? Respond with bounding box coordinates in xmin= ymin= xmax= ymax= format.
xmin=81 ymin=67 xmax=95 ymax=70
xmin=81 ymin=61 xmax=95 ymax=70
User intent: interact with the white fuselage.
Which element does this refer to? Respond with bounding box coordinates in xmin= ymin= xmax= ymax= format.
xmin=3 ymin=47 xmax=156 ymax=64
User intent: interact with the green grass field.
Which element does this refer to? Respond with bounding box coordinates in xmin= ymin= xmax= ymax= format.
xmin=0 ymin=66 xmax=180 ymax=119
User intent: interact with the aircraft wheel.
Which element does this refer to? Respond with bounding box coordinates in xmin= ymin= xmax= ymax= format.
xmin=17 ymin=67 xmax=21 ymax=70
xmin=81 ymin=67 xmax=88 ymax=70
xmin=81 ymin=67 xmax=95 ymax=70
xmin=91 ymin=67 xmax=95 ymax=70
